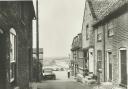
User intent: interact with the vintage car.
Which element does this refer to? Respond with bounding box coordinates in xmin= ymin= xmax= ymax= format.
xmin=43 ymin=68 xmax=56 ymax=80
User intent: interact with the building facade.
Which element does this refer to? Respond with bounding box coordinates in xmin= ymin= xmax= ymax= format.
xmin=93 ymin=0 xmax=128 ymax=88
xmin=70 ymin=0 xmax=128 ymax=88
xmin=71 ymin=33 xmax=84 ymax=77
xmin=33 ymin=48 xmax=43 ymax=82
xmin=81 ymin=0 xmax=97 ymax=75
xmin=0 ymin=1 xmax=35 ymax=89
xmin=81 ymin=0 xmax=116 ymax=82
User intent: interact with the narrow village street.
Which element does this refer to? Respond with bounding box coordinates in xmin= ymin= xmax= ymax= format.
xmin=32 ymin=71 xmax=95 ymax=89
xmin=0 ymin=0 xmax=128 ymax=89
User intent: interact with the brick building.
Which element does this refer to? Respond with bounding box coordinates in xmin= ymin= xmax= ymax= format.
xmin=81 ymin=0 xmax=102 ymax=75
xmin=81 ymin=0 xmax=118 ymax=81
xmin=71 ymin=33 xmax=84 ymax=77
xmin=0 ymin=1 xmax=35 ymax=89
xmin=93 ymin=0 xmax=128 ymax=88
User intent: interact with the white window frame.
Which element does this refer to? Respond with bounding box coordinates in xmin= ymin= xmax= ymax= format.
xmin=10 ymin=28 xmax=16 ymax=83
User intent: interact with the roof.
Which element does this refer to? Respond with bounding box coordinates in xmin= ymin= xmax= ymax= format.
xmin=92 ymin=0 xmax=128 ymax=26
xmin=72 ymin=33 xmax=82 ymax=45
xmin=87 ymin=0 xmax=118 ymax=20
xmin=71 ymin=33 xmax=82 ymax=51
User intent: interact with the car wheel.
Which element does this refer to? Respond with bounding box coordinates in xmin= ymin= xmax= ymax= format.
xmin=53 ymin=76 xmax=56 ymax=80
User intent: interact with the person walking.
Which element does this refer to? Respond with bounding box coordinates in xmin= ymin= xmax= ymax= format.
xmin=67 ymin=70 xmax=70 ymax=78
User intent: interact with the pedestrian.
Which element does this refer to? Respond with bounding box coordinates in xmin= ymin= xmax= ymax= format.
xmin=67 ymin=70 xmax=70 ymax=78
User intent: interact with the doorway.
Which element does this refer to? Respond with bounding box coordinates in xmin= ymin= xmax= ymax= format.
xmin=119 ymin=49 xmax=127 ymax=86
xmin=89 ymin=48 xmax=94 ymax=73
xmin=107 ymin=51 xmax=112 ymax=82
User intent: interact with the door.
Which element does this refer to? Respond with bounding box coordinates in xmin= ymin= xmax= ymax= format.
xmin=107 ymin=52 xmax=112 ymax=81
xmin=120 ymin=50 xmax=127 ymax=86
xmin=89 ymin=49 xmax=94 ymax=73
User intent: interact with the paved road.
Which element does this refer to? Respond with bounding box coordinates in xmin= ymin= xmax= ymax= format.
xmin=34 ymin=71 xmax=94 ymax=89
xmin=37 ymin=80 xmax=93 ymax=89
xmin=53 ymin=71 xmax=69 ymax=80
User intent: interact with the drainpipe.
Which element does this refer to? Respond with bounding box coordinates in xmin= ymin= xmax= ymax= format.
xmin=103 ymin=24 xmax=106 ymax=82
xmin=36 ymin=0 xmax=40 ymax=82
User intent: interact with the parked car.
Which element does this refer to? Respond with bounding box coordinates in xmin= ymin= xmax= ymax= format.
xmin=60 ymin=68 xmax=64 ymax=71
xmin=43 ymin=68 xmax=56 ymax=80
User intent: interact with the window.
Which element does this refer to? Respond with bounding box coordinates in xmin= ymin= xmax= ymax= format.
xmin=84 ymin=3 xmax=87 ymax=10
xmin=86 ymin=25 xmax=89 ymax=40
xmin=97 ymin=27 xmax=102 ymax=42
xmin=97 ymin=50 xmax=102 ymax=69
xmin=79 ymin=51 xmax=83 ymax=58
xmin=0 ymin=28 xmax=4 ymax=34
xmin=108 ymin=22 xmax=114 ymax=37
xmin=97 ymin=33 xmax=102 ymax=42
xmin=10 ymin=28 xmax=16 ymax=83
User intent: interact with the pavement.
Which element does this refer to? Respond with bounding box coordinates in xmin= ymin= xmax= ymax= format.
xmin=30 ymin=71 xmax=95 ymax=89
xmin=92 ymin=82 xmax=126 ymax=89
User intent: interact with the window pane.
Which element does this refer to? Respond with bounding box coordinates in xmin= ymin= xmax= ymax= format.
xmin=97 ymin=27 xmax=102 ymax=41
xmin=10 ymin=63 xmax=15 ymax=82
xmin=108 ymin=22 xmax=113 ymax=29
xmin=97 ymin=50 xmax=102 ymax=69
xmin=97 ymin=50 xmax=102 ymax=61
xmin=97 ymin=33 xmax=102 ymax=41
xmin=10 ymin=33 xmax=15 ymax=62
xmin=108 ymin=22 xmax=114 ymax=37
xmin=10 ymin=28 xmax=16 ymax=82
xmin=108 ymin=29 xmax=114 ymax=36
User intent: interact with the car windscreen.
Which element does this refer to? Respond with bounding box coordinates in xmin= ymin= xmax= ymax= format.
xmin=44 ymin=70 xmax=52 ymax=73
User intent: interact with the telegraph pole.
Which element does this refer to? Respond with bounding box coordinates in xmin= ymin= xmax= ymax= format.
xmin=36 ymin=0 xmax=40 ymax=82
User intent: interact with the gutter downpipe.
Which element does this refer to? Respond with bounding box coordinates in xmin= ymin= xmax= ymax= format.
xmin=36 ymin=0 xmax=40 ymax=82
xmin=103 ymin=22 xmax=106 ymax=82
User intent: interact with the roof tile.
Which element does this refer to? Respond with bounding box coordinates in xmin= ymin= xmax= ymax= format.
xmin=88 ymin=0 xmax=119 ymax=20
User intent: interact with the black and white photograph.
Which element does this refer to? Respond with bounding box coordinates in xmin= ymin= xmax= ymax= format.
xmin=0 ymin=0 xmax=128 ymax=89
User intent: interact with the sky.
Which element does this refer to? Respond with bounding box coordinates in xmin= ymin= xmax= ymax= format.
xmin=34 ymin=0 xmax=85 ymax=58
